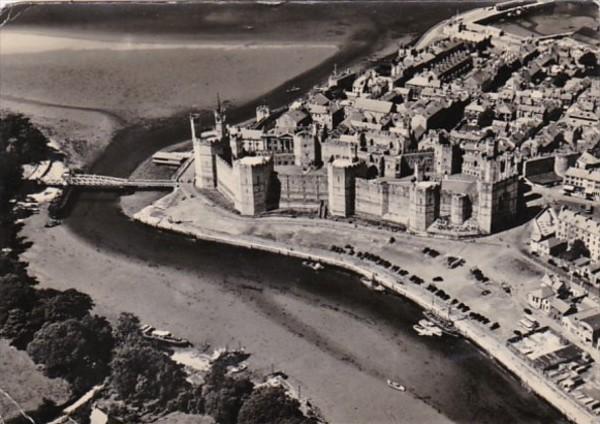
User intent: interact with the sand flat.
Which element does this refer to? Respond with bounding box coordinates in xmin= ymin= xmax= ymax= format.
xmin=0 ymin=42 xmax=338 ymax=121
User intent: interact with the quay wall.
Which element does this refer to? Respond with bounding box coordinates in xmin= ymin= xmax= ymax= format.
xmin=134 ymin=192 xmax=597 ymax=424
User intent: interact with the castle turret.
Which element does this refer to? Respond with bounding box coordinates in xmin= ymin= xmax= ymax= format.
xmin=409 ymin=181 xmax=440 ymax=232
xmin=450 ymin=193 xmax=470 ymax=226
xmin=477 ymin=157 xmax=519 ymax=234
xmin=256 ymin=105 xmax=270 ymax=123
xmin=191 ymin=113 xmax=224 ymax=189
xmin=293 ymin=130 xmax=316 ymax=168
xmin=434 ymin=140 xmax=459 ymax=177
xmin=327 ymin=159 xmax=364 ymax=217
xmin=214 ymin=95 xmax=227 ymax=141
xmin=235 ymin=155 xmax=274 ymax=216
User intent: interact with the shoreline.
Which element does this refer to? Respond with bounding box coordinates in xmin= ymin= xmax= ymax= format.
xmin=130 ymin=187 xmax=594 ymax=424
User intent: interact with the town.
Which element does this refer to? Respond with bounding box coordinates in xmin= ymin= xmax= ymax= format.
xmin=134 ymin=0 xmax=600 ymax=422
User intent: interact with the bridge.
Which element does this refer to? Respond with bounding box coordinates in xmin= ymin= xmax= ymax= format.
xmin=45 ymin=173 xmax=178 ymax=190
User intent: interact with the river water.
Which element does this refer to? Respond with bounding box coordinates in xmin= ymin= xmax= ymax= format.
xmin=17 ymin=1 xmax=569 ymax=422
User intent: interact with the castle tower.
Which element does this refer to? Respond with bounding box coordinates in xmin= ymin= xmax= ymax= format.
xmin=256 ymin=105 xmax=270 ymax=123
xmin=235 ymin=156 xmax=274 ymax=216
xmin=327 ymin=159 xmax=364 ymax=217
xmin=434 ymin=141 xmax=459 ymax=177
xmin=409 ymin=181 xmax=440 ymax=232
xmin=214 ymin=94 xmax=227 ymax=141
xmin=191 ymin=113 xmax=223 ymax=190
xmin=414 ymin=162 xmax=424 ymax=182
xmin=477 ymin=158 xmax=519 ymax=234
xmin=230 ymin=134 xmax=244 ymax=161
xmin=293 ymin=130 xmax=316 ymax=168
xmin=450 ymin=193 xmax=470 ymax=226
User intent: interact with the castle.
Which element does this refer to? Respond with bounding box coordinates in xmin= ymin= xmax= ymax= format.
xmin=190 ymin=101 xmax=520 ymax=235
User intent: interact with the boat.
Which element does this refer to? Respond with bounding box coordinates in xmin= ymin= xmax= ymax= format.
xmin=141 ymin=324 xmax=191 ymax=347
xmin=386 ymin=379 xmax=406 ymax=392
xmin=360 ymin=276 xmax=385 ymax=292
xmin=423 ymin=311 xmax=460 ymax=337
xmin=413 ymin=324 xmax=442 ymax=337
xmin=419 ymin=319 xmax=437 ymax=329
xmin=286 ymin=86 xmax=300 ymax=93
xmin=257 ymin=0 xmax=285 ymax=6
xmin=302 ymin=260 xmax=324 ymax=271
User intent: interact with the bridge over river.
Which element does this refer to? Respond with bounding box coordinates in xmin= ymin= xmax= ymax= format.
xmin=45 ymin=173 xmax=178 ymax=190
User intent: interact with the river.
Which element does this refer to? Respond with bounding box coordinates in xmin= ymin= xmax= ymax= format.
xmin=13 ymin=1 xmax=570 ymax=422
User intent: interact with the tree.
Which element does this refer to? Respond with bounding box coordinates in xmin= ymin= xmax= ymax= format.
xmin=579 ymin=51 xmax=598 ymax=68
xmin=202 ymin=363 xmax=253 ymax=424
xmin=0 ymin=273 xmax=36 ymax=327
xmin=3 ymin=288 xmax=95 ymax=349
xmin=27 ymin=315 xmax=114 ymax=394
xmin=109 ymin=336 xmax=192 ymax=413
xmin=114 ymin=312 xmax=143 ymax=345
xmin=237 ymin=386 xmax=314 ymax=424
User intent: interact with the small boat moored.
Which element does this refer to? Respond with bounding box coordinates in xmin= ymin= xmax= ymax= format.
xmin=302 ymin=260 xmax=324 ymax=271
xmin=387 ymin=379 xmax=406 ymax=392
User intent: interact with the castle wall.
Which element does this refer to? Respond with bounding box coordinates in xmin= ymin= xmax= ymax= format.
xmin=385 ymin=183 xmax=411 ymax=224
xmin=278 ymin=173 xmax=328 ymax=208
xmin=355 ymin=179 xmax=411 ymax=225
xmin=215 ymin=155 xmax=238 ymax=204
xmin=523 ymin=153 xmax=579 ymax=180
xmin=193 ymin=140 xmax=219 ymax=189
xmin=355 ymin=178 xmax=386 ymax=217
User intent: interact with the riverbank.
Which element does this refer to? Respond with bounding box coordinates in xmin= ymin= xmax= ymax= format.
xmin=128 ymin=182 xmax=593 ymax=423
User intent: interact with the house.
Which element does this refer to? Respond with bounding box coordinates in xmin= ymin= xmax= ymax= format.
xmin=576 ymin=151 xmax=600 ymax=170
xmin=528 ymin=285 xmax=554 ymax=310
xmin=589 ymin=263 xmax=600 ymax=286
xmin=547 ymin=298 xmax=575 ymax=320
xmin=563 ymin=308 xmax=600 ymax=347
xmin=563 ymin=167 xmax=600 ymax=199
xmin=530 ymin=207 xmax=564 ymax=256
xmin=557 ymin=207 xmax=600 ymax=262
xmin=276 ymin=110 xmax=311 ymax=132
xmin=534 ymin=237 xmax=567 ymax=257
xmin=308 ymin=93 xmax=344 ymax=130
xmin=541 ymin=273 xmax=568 ymax=297
xmin=352 ymin=98 xmax=394 ymax=122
